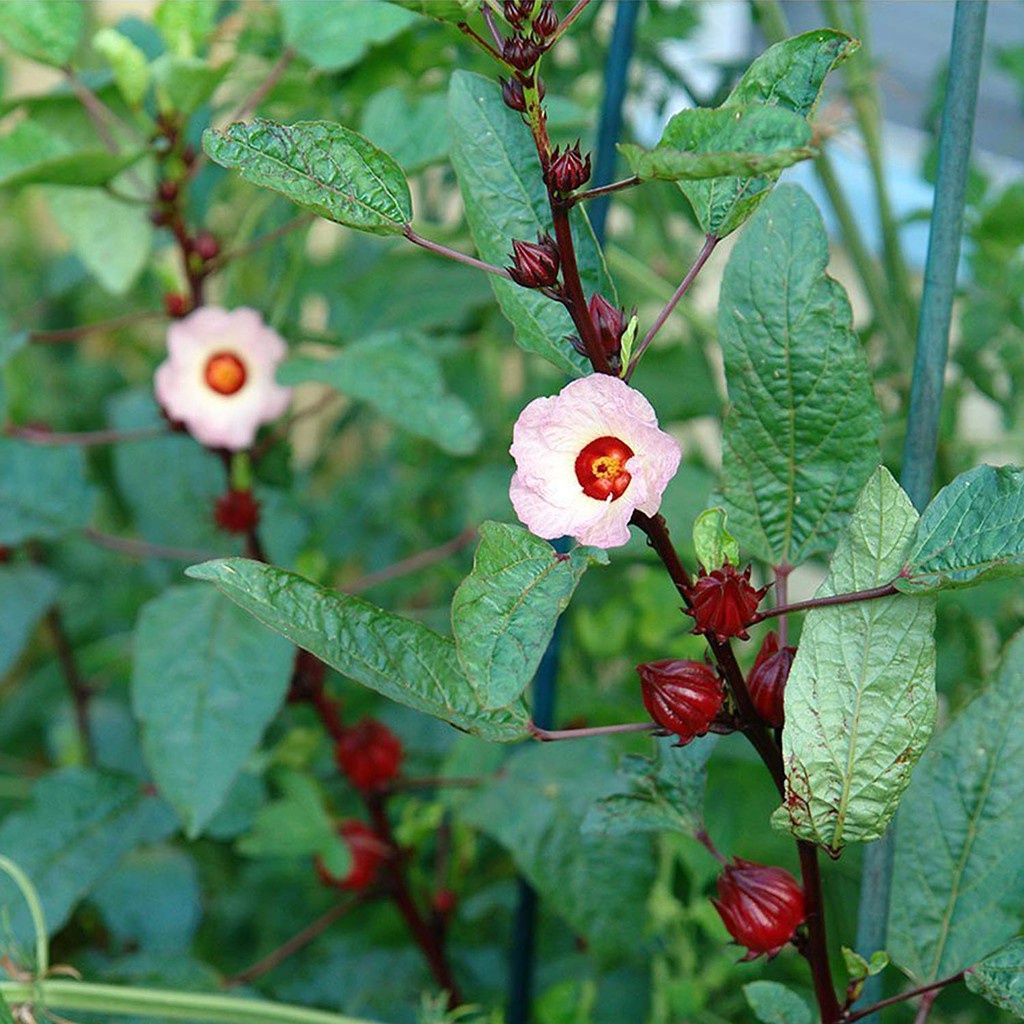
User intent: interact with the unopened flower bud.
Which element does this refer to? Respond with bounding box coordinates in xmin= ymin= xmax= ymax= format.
xmin=315 ymin=820 xmax=387 ymax=892
xmin=532 ymin=1 xmax=559 ymax=39
xmin=334 ymin=718 xmax=404 ymax=791
xmin=637 ymin=659 xmax=724 ymax=745
xmin=748 ymin=631 xmax=795 ymax=727
xmin=157 ymin=179 xmax=179 ymax=203
xmin=150 ymin=208 xmax=171 ymax=227
xmin=502 ymin=77 xmax=527 ymax=112
xmin=687 ymin=564 xmax=769 ymax=642
xmin=507 ymin=233 xmax=560 ymax=288
xmin=214 ymin=489 xmax=260 ymax=534
xmin=193 ymin=231 xmax=220 ymax=262
xmin=503 ymin=0 xmax=533 ymax=28
xmin=502 ymin=33 xmax=542 ymax=71
xmin=182 ymin=144 xmax=197 ymax=167
xmin=432 ymin=888 xmax=457 ymax=916
xmin=713 ymin=858 xmax=805 ymax=960
xmin=545 ymin=142 xmax=590 ymax=193
xmin=587 ymin=293 xmax=626 ymax=362
xmin=163 ymin=292 xmax=190 ymax=318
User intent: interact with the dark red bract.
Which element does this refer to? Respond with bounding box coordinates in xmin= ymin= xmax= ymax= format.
xmin=532 ymin=1 xmax=559 ymax=39
xmin=544 ymin=142 xmax=590 ymax=193
xmin=587 ymin=293 xmax=626 ymax=364
xmin=214 ymin=489 xmax=260 ymax=534
xmin=508 ymin=234 xmax=560 ymax=288
xmin=688 ymin=563 xmax=768 ymax=642
xmin=637 ymin=659 xmax=724 ymax=744
xmin=713 ymin=858 xmax=805 ymax=960
xmin=334 ymin=718 xmax=404 ymax=791
xmin=748 ymin=631 xmax=796 ymax=727
xmin=502 ymin=34 xmax=542 ymax=71
xmin=316 ymin=820 xmax=387 ymax=892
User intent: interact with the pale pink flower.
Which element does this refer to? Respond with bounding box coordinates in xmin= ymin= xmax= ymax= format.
xmin=154 ymin=306 xmax=292 ymax=451
xmin=509 ymin=374 xmax=681 ymax=548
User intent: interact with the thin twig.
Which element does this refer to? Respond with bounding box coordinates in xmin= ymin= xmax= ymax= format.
xmin=571 ymin=176 xmax=642 ymax=204
xmin=842 ymin=974 xmax=963 ymax=1024
xmin=207 ymin=215 xmax=314 ymax=271
xmin=456 ymin=21 xmax=508 ymax=65
xmin=83 ymin=527 xmax=224 ymax=563
xmin=343 ymin=527 xmax=478 ymax=595
xmin=626 ymin=234 xmax=718 ymax=378
xmin=28 ymin=310 xmax=164 ymax=344
xmin=752 ymin=582 xmax=899 ymax=623
xmin=230 ymin=47 xmax=296 ymax=124
xmin=547 ymin=0 xmax=593 ymax=46
xmin=42 ymin=607 xmax=94 ymax=765
xmin=223 ymin=898 xmax=360 ymax=988
xmin=774 ymin=563 xmax=791 ymax=648
xmin=402 ymin=225 xmax=511 ymax=279
xmin=63 ymin=68 xmax=134 ymax=152
xmin=528 ymin=721 xmax=660 ymax=741
xmin=5 ymin=425 xmax=168 ymax=447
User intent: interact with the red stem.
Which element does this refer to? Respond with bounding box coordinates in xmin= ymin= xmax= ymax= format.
xmin=43 ymin=606 xmax=94 ymax=765
xmin=843 ymin=974 xmax=964 ymax=1024
xmin=82 ymin=526 xmax=222 ymax=564
xmin=571 ymin=176 xmax=643 ymax=204
xmin=343 ymin=527 xmax=477 ymax=595
xmin=402 ymin=225 xmax=511 ymax=279
xmin=799 ymin=842 xmax=842 ymax=1024
xmin=774 ymin=563 xmax=791 ymax=648
xmin=753 ymin=582 xmax=899 ymax=623
xmin=28 ymin=310 xmax=164 ymax=343
xmin=529 ymin=721 xmax=660 ymax=741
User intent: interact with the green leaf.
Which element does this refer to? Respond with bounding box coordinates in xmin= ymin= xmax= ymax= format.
xmin=726 ymin=30 xmax=859 ymax=113
xmin=153 ymin=0 xmax=217 ymax=57
xmin=202 ymin=119 xmax=411 ymax=235
xmin=582 ymin=737 xmax=711 ymax=838
xmin=92 ymin=27 xmax=150 ymax=107
xmin=45 ymin=184 xmax=154 ymax=294
xmin=0 ymin=325 xmax=27 ymax=421
xmin=675 ymin=29 xmax=856 ymax=237
xmin=388 ymin=0 xmax=475 ymax=22
xmin=966 ymin=938 xmax=1024 ymax=1017
xmin=0 ymin=438 xmax=95 ymax=544
xmin=773 ymin=467 xmax=936 ymax=853
xmin=153 ymin=54 xmax=229 ymax=115
xmin=896 ymin=464 xmax=1024 ymax=592
xmin=0 ymin=990 xmax=12 ymax=1024
xmin=0 ymin=121 xmax=146 ymax=189
xmin=888 ymin=630 xmax=1024 ymax=982
xmin=619 ymin=106 xmax=814 ymax=182
xmin=278 ymin=331 xmax=481 ymax=455
xmin=0 ymin=0 xmax=85 ymax=66
xmin=448 ymin=70 xmax=614 ymax=376
xmin=842 ymin=947 xmax=889 ymax=982
xmin=692 ymin=507 xmax=738 ymax=570
xmin=280 ymin=0 xmax=417 ymax=71
xmin=0 ymin=768 xmax=175 ymax=943
xmin=0 ymin=565 xmax=58 ymax=679
xmin=132 ymin=585 xmax=294 ymax=838
xmin=743 ymin=981 xmax=813 ymax=1024
xmin=185 ymin=558 xmax=530 ymax=741
xmin=451 ymin=523 xmax=601 ymax=711
xmin=718 ymin=184 xmax=881 ymax=567
xmin=360 ymin=86 xmax=449 ymax=173
xmin=462 ymin=742 xmax=655 ymax=961
xmin=237 ymin=770 xmax=350 ymax=877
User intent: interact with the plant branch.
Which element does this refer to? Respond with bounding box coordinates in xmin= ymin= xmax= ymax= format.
xmin=224 ymin=898 xmax=361 ymax=988
xmin=528 ymin=721 xmax=660 ymax=742
xmin=842 ymin=973 xmax=964 ymax=1024
xmin=547 ymin=0 xmax=593 ymax=46
xmin=63 ymin=68 xmax=135 ymax=153
xmin=230 ymin=47 xmax=296 ymax=124
xmin=752 ymin=582 xmax=898 ymax=623
xmin=42 ymin=608 xmax=94 ymax=764
xmin=82 ymin=527 xmax=223 ymax=564
xmin=571 ymin=175 xmax=642 ymax=204
xmin=28 ymin=310 xmax=164 ymax=343
xmin=208 ymin=215 xmax=314 ymax=271
xmin=798 ymin=841 xmax=842 ymax=1024
xmin=403 ymin=225 xmax=511 ymax=278
xmin=456 ymin=21 xmax=508 ymax=65
xmin=774 ymin=563 xmax=790 ymax=648
xmin=343 ymin=527 xmax=478 ymax=595
xmin=626 ymin=233 xmax=718 ymax=378
xmin=5 ymin=425 xmax=167 ymax=447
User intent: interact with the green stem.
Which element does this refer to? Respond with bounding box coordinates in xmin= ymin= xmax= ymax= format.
xmin=0 ymin=980 xmax=379 ymax=1024
xmin=0 ymin=855 xmax=48 ymax=977
xmin=856 ymin=5 xmax=988 ymax=1022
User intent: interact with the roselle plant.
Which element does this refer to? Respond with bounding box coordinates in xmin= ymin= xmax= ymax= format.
xmin=0 ymin=2 xmax=1022 ymax=1024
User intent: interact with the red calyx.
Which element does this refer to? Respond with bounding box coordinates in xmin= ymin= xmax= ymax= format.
xmin=334 ymin=718 xmax=404 ymax=792
xmin=713 ymin=858 xmax=805 ymax=960
xmin=502 ymin=77 xmax=527 ymax=112
xmin=214 ymin=489 xmax=261 ymax=534
xmin=587 ymin=293 xmax=626 ymax=367
xmin=507 ymin=233 xmax=560 ymax=288
xmin=532 ymin=1 xmax=559 ymax=39
xmin=637 ymin=659 xmax=724 ymax=745
xmin=316 ymin=820 xmax=387 ymax=892
xmin=545 ymin=142 xmax=591 ymax=194
xmin=193 ymin=231 xmax=220 ymax=262
xmin=748 ymin=631 xmax=796 ymax=727
xmin=687 ymin=564 xmax=769 ymax=642
xmin=163 ymin=292 xmax=190 ymax=318
xmin=502 ymin=33 xmax=542 ymax=71
xmin=432 ymin=888 xmax=457 ymax=916
xmin=503 ymin=0 xmax=533 ymax=28
xmin=157 ymin=179 xmax=179 ymax=203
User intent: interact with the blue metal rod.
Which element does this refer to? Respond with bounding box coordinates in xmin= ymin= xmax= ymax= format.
xmin=854 ymin=3 xmax=988 ymax=1020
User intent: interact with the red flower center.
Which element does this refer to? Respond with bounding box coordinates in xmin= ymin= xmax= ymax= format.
xmin=204 ymin=351 xmax=247 ymax=395
xmin=575 ymin=435 xmax=634 ymax=500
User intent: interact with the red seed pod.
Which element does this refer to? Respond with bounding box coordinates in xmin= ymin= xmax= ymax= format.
xmin=532 ymin=1 xmax=559 ymax=40
xmin=213 ymin=489 xmax=260 ymax=534
xmin=713 ymin=858 xmax=806 ymax=960
xmin=507 ymin=233 xmax=560 ymax=288
xmin=192 ymin=230 xmax=220 ymax=262
xmin=544 ymin=142 xmax=591 ymax=193
xmin=315 ymin=820 xmax=387 ymax=892
xmin=747 ymin=631 xmax=796 ymax=727
xmin=587 ymin=293 xmax=626 ymax=363
xmin=163 ymin=292 xmax=190 ymax=318
xmin=502 ymin=33 xmax=542 ymax=71
xmin=334 ymin=718 xmax=404 ymax=792
xmin=687 ymin=564 xmax=769 ymax=642
xmin=637 ymin=659 xmax=724 ymax=745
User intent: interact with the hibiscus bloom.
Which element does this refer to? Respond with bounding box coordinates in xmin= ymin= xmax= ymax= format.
xmin=509 ymin=374 xmax=681 ymax=548
xmin=154 ymin=306 xmax=291 ymax=451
